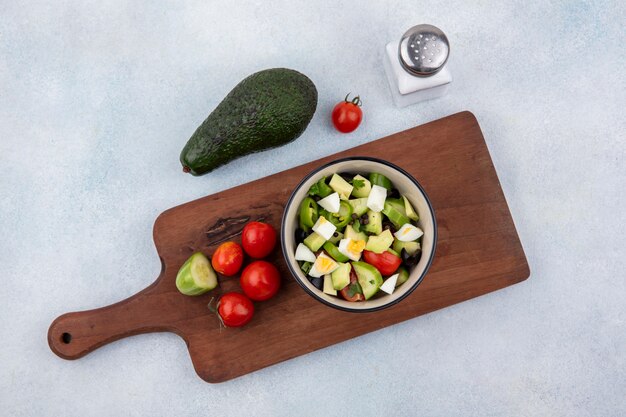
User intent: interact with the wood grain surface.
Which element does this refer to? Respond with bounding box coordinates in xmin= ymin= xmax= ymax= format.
xmin=48 ymin=111 xmax=530 ymax=383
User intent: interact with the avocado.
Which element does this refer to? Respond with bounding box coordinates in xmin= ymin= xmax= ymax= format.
xmin=180 ymin=68 xmax=318 ymax=175
xmin=351 ymin=174 xmax=372 ymax=198
xmin=363 ymin=210 xmax=383 ymax=235
xmin=392 ymin=239 xmax=421 ymax=256
xmin=351 ymin=261 xmax=383 ymax=299
xmin=365 ymin=230 xmax=394 ymax=253
xmin=323 ymin=274 xmax=337 ymax=295
xmin=304 ymin=232 xmax=326 ymax=252
xmin=345 ymin=224 xmax=368 ymax=242
xmin=331 ymin=262 xmax=351 ymax=290
xmin=329 ymin=174 xmax=353 ymax=199
xmin=402 ymin=196 xmax=419 ymax=221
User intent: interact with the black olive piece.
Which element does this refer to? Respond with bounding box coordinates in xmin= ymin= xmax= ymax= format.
xmin=362 ymin=219 xmax=369 ymax=225
xmin=340 ymin=173 xmax=353 ymax=183
xmin=388 ymin=188 xmax=400 ymax=199
xmin=295 ymin=228 xmax=307 ymax=243
xmin=309 ymin=276 xmax=324 ymax=290
xmin=333 ymin=232 xmax=339 ymax=237
xmin=401 ymin=248 xmax=419 ymax=267
xmin=361 ymin=214 xmax=368 ymax=220
xmin=351 ymin=213 xmax=358 ymax=219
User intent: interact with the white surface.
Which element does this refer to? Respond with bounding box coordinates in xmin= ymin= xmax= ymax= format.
xmin=0 ymin=1 xmax=625 ymax=416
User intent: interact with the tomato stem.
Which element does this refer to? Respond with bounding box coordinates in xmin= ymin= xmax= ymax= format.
xmin=344 ymin=93 xmax=362 ymax=107
xmin=207 ymin=297 xmax=217 ymax=313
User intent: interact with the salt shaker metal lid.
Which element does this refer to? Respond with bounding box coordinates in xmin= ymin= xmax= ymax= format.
xmin=398 ymin=24 xmax=450 ymax=77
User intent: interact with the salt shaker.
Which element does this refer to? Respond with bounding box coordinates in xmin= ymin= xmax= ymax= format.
xmin=383 ymin=24 xmax=452 ymax=107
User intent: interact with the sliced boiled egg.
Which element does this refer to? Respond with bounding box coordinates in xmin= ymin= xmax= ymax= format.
xmin=394 ymin=223 xmax=424 ymax=242
xmin=318 ymin=192 xmax=340 ymax=213
xmin=338 ymin=238 xmax=366 ymax=261
xmin=309 ymin=253 xmax=339 ymax=277
xmin=295 ymin=243 xmax=316 ymax=263
xmin=380 ymin=273 xmax=399 ymax=294
xmin=312 ymin=216 xmax=336 ymax=240
xmin=366 ymin=184 xmax=387 ymax=213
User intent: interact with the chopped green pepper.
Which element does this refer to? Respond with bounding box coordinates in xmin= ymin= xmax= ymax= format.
xmin=299 ymin=197 xmax=318 ymax=231
xmin=323 ymin=241 xmax=350 ymax=262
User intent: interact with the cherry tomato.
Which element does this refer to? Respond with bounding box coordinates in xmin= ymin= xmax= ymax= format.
xmin=242 ymin=222 xmax=277 ymax=259
xmin=331 ymin=94 xmax=362 ymax=133
xmin=211 ymin=242 xmax=244 ymax=276
xmin=217 ymin=292 xmax=254 ymax=327
xmin=340 ymin=267 xmax=365 ymax=302
xmin=362 ymin=250 xmax=402 ymax=276
xmin=240 ymin=260 xmax=281 ymax=301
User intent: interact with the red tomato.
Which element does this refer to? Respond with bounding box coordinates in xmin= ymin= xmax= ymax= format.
xmin=331 ymin=94 xmax=363 ymax=133
xmin=362 ymin=250 xmax=401 ymax=276
xmin=217 ymin=292 xmax=254 ymax=327
xmin=240 ymin=260 xmax=281 ymax=301
xmin=211 ymin=242 xmax=244 ymax=276
xmin=241 ymin=222 xmax=277 ymax=258
xmin=339 ymin=267 xmax=365 ymax=302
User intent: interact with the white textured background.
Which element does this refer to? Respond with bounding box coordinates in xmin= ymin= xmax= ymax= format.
xmin=1 ymin=1 xmax=625 ymax=416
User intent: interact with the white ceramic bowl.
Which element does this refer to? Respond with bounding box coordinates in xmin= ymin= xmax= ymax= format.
xmin=281 ymin=157 xmax=437 ymax=312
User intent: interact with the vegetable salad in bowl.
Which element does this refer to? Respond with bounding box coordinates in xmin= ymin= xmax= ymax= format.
xmin=294 ymin=171 xmax=423 ymax=302
xmin=281 ymin=157 xmax=437 ymax=312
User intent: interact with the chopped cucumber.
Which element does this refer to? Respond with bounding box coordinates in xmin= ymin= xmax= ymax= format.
xmin=363 ymin=210 xmax=383 ymax=235
xmin=328 ymin=231 xmax=343 ymax=245
xmin=348 ymin=198 xmax=369 ymax=217
xmin=352 ymin=261 xmax=383 ymax=300
xmin=175 ymin=252 xmax=218 ymax=296
xmin=304 ymin=232 xmax=326 ymax=252
xmin=368 ymin=173 xmax=392 ymax=190
xmin=392 ymin=240 xmax=421 ymax=256
xmin=395 ymin=267 xmax=410 ymax=287
xmin=382 ymin=200 xmax=410 ymax=229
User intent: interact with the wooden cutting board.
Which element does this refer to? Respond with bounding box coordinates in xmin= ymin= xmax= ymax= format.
xmin=48 ymin=111 xmax=529 ymax=383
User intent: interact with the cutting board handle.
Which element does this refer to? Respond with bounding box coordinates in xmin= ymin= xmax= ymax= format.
xmin=48 ymin=279 xmax=174 ymax=360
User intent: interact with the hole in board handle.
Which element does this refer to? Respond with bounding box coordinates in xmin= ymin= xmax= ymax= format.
xmin=61 ymin=332 xmax=72 ymax=344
